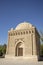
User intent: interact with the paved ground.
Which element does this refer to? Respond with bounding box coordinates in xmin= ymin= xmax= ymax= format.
xmin=0 ymin=58 xmax=43 ymax=65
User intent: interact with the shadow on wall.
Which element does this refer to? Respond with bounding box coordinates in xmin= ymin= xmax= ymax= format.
xmin=38 ymin=56 xmax=43 ymax=61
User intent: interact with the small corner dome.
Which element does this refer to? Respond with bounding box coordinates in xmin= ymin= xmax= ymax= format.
xmin=15 ymin=22 xmax=34 ymax=30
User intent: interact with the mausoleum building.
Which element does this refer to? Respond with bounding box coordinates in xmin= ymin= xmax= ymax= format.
xmin=6 ymin=22 xmax=40 ymax=60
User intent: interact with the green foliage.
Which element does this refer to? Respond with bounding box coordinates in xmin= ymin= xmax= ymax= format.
xmin=0 ymin=44 xmax=7 ymax=56
xmin=41 ymin=37 xmax=43 ymax=42
xmin=2 ymin=44 xmax=7 ymax=54
xmin=40 ymin=44 xmax=43 ymax=56
xmin=40 ymin=31 xmax=43 ymax=42
xmin=0 ymin=45 xmax=3 ymax=56
xmin=40 ymin=31 xmax=43 ymax=56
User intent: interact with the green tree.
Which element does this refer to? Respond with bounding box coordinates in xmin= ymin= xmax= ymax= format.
xmin=0 ymin=45 xmax=3 ymax=56
xmin=0 ymin=44 xmax=7 ymax=56
xmin=2 ymin=44 xmax=7 ymax=54
xmin=40 ymin=31 xmax=43 ymax=42
xmin=40 ymin=31 xmax=43 ymax=56
xmin=3 ymin=44 xmax=7 ymax=54
xmin=40 ymin=44 xmax=43 ymax=56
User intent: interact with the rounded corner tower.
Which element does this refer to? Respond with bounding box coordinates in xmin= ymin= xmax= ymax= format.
xmin=6 ymin=22 xmax=40 ymax=61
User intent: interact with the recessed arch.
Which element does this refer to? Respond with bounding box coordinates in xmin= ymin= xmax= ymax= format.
xmin=15 ymin=41 xmax=24 ymax=56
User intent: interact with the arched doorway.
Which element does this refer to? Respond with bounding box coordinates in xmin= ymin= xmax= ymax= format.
xmin=15 ymin=42 xmax=23 ymax=56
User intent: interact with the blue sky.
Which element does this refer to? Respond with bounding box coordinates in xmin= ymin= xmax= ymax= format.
xmin=0 ymin=0 xmax=43 ymax=45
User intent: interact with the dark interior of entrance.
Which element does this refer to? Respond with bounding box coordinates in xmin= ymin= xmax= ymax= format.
xmin=18 ymin=48 xmax=23 ymax=56
xmin=15 ymin=42 xmax=23 ymax=56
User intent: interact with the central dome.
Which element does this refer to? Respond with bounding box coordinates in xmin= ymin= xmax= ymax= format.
xmin=15 ymin=22 xmax=33 ymax=30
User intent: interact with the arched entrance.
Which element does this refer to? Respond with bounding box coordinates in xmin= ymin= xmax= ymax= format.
xmin=15 ymin=42 xmax=23 ymax=56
